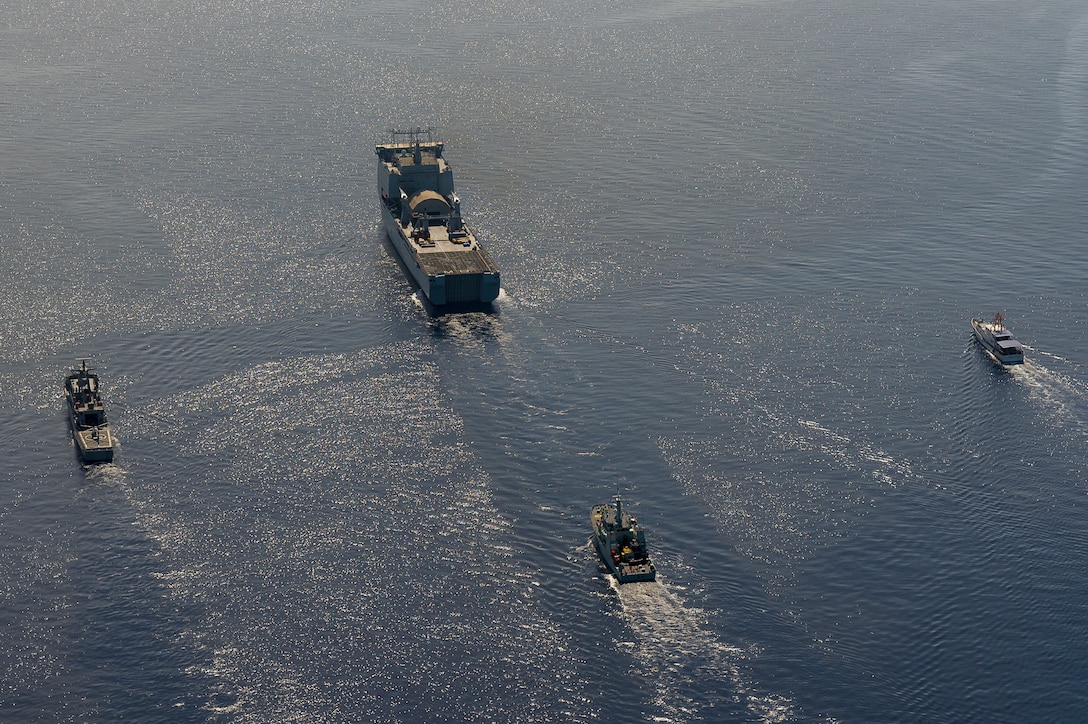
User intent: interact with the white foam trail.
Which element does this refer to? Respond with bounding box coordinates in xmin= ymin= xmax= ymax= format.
xmin=612 ymin=577 xmax=796 ymax=723
xmin=1011 ymin=359 xmax=1088 ymax=436
xmin=1023 ymin=345 xmax=1077 ymax=365
xmin=82 ymin=461 xmax=128 ymax=484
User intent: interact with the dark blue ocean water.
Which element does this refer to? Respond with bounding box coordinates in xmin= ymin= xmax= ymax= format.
xmin=3 ymin=1 xmax=1088 ymax=721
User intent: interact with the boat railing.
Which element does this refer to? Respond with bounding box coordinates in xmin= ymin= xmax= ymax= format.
xmin=381 ymin=127 xmax=442 ymax=154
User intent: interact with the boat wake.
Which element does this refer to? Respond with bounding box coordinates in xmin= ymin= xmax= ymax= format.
xmin=81 ymin=460 xmax=127 ymax=483
xmin=1024 ymin=345 xmax=1082 ymax=366
xmin=660 ymin=400 xmax=917 ymax=574
xmin=612 ymin=579 xmax=795 ymax=723
xmin=428 ymin=308 xmax=514 ymax=351
xmin=1010 ymin=357 xmax=1088 ymax=437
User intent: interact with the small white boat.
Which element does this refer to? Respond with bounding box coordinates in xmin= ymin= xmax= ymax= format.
xmin=971 ymin=312 xmax=1024 ymax=366
xmin=64 ymin=358 xmax=115 ymax=462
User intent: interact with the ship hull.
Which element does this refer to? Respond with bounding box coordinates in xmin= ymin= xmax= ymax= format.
xmin=381 ymin=203 xmax=440 ymax=301
xmin=380 ymin=204 xmax=500 ymax=305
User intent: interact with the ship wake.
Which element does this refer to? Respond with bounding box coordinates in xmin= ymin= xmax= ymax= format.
xmin=1011 ymin=356 xmax=1088 ymax=438
xmin=613 ymin=579 xmax=795 ymax=723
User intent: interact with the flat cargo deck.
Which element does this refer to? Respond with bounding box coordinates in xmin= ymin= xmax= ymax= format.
xmin=415 ymin=247 xmax=499 ymax=276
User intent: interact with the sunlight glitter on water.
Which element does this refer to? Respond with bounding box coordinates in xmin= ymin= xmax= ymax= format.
xmin=117 ymin=343 xmax=598 ymax=721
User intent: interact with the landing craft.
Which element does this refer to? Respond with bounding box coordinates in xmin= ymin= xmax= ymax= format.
xmin=375 ymin=128 xmax=500 ymax=305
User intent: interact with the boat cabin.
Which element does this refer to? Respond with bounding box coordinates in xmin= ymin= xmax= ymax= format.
xmin=996 ymin=340 xmax=1023 ymax=356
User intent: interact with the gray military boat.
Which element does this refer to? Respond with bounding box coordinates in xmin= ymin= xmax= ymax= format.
xmin=64 ymin=358 xmax=115 ymax=463
xmin=591 ymin=497 xmax=656 ymax=583
xmin=375 ymin=128 xmax=500 ymax=305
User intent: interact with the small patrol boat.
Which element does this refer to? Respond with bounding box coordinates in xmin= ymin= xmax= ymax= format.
xmin=590 ymin=497 xmax=656 ymax=583
xmin=972 ymin=312 xmax=1025 ymax=366
xmin=375 ymin=128 xmax=500 ymax=305
xmin=64 ymin=358 xmax=115 ymax=463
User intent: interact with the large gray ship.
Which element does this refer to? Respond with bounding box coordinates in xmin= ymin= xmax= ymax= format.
xmin=375 ymin=129 xmax=500 ymax=305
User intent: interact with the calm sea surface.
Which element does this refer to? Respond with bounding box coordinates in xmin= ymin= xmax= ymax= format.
xmin=3 ymin=1 xmax=1088 ymax=721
